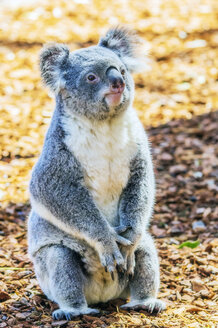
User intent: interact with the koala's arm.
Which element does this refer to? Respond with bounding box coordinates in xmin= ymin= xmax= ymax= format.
xmin=30 ymin=143 xmax=130 ymax=272
xmin=118 ymin=147 xmax=155 ymax=245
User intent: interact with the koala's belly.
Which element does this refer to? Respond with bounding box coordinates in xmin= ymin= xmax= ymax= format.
xmin=83 ymin=155 xmax=130 ymax=224
xmin=63 ymin=112 xmax=137 ymax=225
xmin=84 ymin=267 xmax=127 ymax=304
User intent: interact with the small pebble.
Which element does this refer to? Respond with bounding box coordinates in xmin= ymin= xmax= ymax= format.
xmin=192 ymin=221 xmax=206 ymax=233
xmin=169 ymin=238 xmax=180 ymax=245
xmin=193 ymin=171 xmax=203 ymax=178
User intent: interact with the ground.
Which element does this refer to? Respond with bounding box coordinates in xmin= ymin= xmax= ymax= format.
xmin=0 ymin=1 xmax=217 ymax=327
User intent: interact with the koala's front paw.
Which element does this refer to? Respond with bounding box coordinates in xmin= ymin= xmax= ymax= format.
xmin=99 ymin=244 xmax=124 ymax=279
xmin=99 ymin=237 xmax=129 ymax=278
xmin=98 ymin=229 xmax=132 ymax=278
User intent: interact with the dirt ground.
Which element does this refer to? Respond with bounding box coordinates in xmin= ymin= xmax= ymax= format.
xmin=0 ymin=0 xmax=217 ymax=327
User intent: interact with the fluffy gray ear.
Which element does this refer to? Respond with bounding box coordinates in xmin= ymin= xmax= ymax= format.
xmin=99 ymin=27 xmax=147 ymax=73
xmin=40 ymin=43 xmax=70 ymax=92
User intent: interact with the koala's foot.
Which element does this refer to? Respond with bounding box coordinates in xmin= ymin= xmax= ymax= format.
xmin=34 ymin=246 xmax=100 ymax=321
xmin=122 ymin=234 xmax=165 ymax=314
xmin=52 ymin=307 xmax=100 ymax=320
xmin=120 ymin=298 xmax=166 ymax=314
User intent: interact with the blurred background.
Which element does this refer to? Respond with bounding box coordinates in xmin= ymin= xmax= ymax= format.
xmin=0 ymin=0 xmax=217 ymax=205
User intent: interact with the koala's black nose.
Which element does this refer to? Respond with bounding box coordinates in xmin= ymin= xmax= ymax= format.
xmin=106 ymin=67 xmax=125 ymax=93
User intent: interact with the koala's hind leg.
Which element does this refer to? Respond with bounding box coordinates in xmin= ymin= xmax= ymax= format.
xmin=33 ymin=245 xmax=99 ymax=320
xmin=120 ymin=233 xmax=166 ymax=313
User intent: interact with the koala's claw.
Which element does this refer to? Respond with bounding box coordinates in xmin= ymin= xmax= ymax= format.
xmin=129 ymin=272 xmax=134 ymax=279
xmin=104 ymin=265 xmax=115 ymax=280
xmin=116 ymin=263 xmax=125 ymax=273
xmin=110 ymin=271 xmax=115 ymax=280
xmin=101 ymin=251 xmax=123 ymax=275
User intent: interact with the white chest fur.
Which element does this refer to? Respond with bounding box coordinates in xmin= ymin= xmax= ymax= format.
xmin=62 ymin=109 xmax=139 ymax=225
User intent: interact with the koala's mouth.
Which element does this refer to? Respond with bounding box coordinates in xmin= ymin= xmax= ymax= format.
xmin=104 ymin=92 xmax=124 ymax=107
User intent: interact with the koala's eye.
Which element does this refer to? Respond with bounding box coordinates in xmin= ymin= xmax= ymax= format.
xmin=87 ymin=73 xmax=99 ymax=83
xmin=121 ymin=69 xmax=125 ymax=76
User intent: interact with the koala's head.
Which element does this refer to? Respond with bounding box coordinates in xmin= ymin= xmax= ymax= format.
xmin=40 ymin=27 xmax=145 ymax=120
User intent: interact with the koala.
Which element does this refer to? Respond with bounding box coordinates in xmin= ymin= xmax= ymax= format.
xmin=28 ymin=27 xmax=166 ymax=320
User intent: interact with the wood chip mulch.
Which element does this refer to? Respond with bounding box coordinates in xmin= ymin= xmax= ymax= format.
xmin=0 ymin=111 xmax=217 ymax=328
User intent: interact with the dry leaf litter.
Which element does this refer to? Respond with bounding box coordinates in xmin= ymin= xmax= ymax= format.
xmin=0 ymin=0 xmax=217 ymax=327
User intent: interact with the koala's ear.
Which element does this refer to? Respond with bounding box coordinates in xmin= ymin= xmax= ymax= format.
xmin=40 ymin=43 xmax=70 ymax=92
xmin=98 ymin=27 xmax=147 ymax=73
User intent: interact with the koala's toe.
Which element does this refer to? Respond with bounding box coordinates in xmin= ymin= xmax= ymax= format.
xmin=150 ymin=299 xmax=166 ymax=313
xmin=143 ymin=298 xmax=166 ymax=313
xmin=113 ymin=249 xmax=125 ymax=267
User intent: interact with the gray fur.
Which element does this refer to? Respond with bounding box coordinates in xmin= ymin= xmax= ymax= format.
xmin=99 ymin=26 xmax=144 ymax=72
xmin=118 ymin=151 xmax=155 ymax=275
xmin=28 ymin=27 xmax=165 ymax=320
xmin=40 ymin=43 xmax=70 ymax=92
xmin=29 ymin=108 xmax=130 ymax=272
